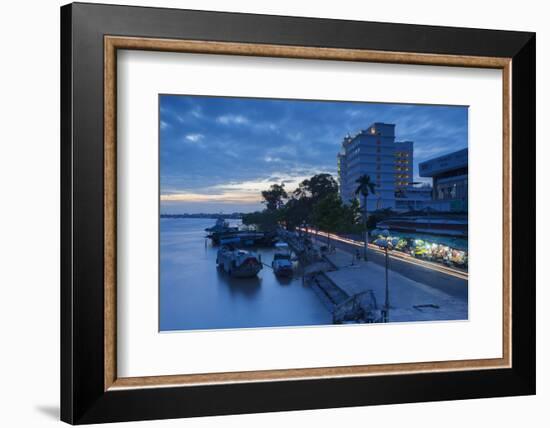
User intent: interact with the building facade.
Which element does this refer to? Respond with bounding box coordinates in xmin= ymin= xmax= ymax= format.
xmin=395 ymin=184 xmax=433 ymax=211
xmin=418 ymin=148 xmax=468 ymax=212
xmin=337 ymin=122 xmax=415 ymax=211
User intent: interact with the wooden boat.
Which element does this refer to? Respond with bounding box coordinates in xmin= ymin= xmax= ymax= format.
xmin=216 ymin=246 xmax=263 ymax=278
xmin=271 ymin=242 xmax=293 ymax=277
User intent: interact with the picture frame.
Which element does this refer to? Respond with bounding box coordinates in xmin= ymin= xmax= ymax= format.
xmin=60 ymin=2 xmax=535 ymax=424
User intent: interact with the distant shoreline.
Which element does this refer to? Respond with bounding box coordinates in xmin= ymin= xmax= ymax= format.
xmin=160 ymin=213 xmax=244 ymax=220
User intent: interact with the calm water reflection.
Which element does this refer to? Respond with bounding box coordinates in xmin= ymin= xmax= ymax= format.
xmin=160 ymin=218 xmax=332 ymax=331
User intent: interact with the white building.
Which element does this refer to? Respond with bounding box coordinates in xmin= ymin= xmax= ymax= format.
xmin=418 ymin=148 xmax=468 ymax=212
xmin=395 ymin=184 xmax=433 ymax=211
xmin=337 ymin=122 xmax=416 ymax=211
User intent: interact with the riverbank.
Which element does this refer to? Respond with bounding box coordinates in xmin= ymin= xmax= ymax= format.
xmin=315 ymin=245 xmax=468 ymax=322
xmin=276 ymin=228 xmax=467 ymax=323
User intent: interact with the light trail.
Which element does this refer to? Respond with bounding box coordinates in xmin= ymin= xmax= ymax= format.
xmin=298 ymin=228 xmax=468 ymax=281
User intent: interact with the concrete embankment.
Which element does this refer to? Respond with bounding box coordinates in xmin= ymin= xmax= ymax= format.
xmin=277 ymin=229 xmax=346 ymax=312
xmin=309 ymin=272 xmax=348 ymax=310
xmin=278 ymin=229 xmax=466 ymax=322
xmin=277 ymin=228 xmax=319 ymax=264
xmin=322 ymin=247 xmax=468 ymax=322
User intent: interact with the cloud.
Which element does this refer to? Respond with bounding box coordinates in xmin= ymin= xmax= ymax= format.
xmin=190 ymin=107 xmax=203 ymax=119
xmin=160 ymin=120 xmax=170 ymax=130
xmin=216 ymin=114 xmax=249 ymax=125
xmin=161 ymin=172 xmax=319 ymax=206
xmin=269 ymin=145 xmax=297 ymax=157
xmin=286 ymin=132 xmax=302 ymax=142
xmin=185 ymin=133 xmax=204 ymax=143
xmin=161 ymin=192 xmax=260 ymax=204
xmin=255 ymin=122 xmax=279 ymax=132
xmin=345 ymin=109 xmax=362 ymax=117
xmin=264 ymin=155 xmax=282 ymax=163
xmin=159 ymin=95 xmax=467 ymax=212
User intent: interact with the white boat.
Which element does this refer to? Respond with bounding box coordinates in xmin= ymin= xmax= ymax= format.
xmin=271 ymin=242 xmax=293 ymax=277
xmin=216 ymin=246 xmax=263 ymax=278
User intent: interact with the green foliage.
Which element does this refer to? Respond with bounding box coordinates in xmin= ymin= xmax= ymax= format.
xmin=241 ymin=210 xmax=280 ymax=231
xmin=294 ymin=173 xmax=338 ymax=203
xmin=246 ymin=173 xmax=363 ymax=235
xmin=261 ymin=183 xmax=288 ymax=211
xmin=312 ymin=193 xmax=343 ymax=235
xmin=279 ymin=196 xmax=310 ymax=230
xmin=283 ymin=173 xmax=339 ymax=230
xmin=340 ymin=198 xmax=365 ymax=234
xmin=354 ymin=174 xmax=376 ymax=199
xmin=353 ymin=174 xmax=377 ymax=259
xmin=354 ymin=174 xmax=377 ymax=229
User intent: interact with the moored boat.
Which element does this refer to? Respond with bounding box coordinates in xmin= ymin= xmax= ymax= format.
xmin=205 ymin=218 xmax=238 ymax=234
xmin=206 ymin=218 xmax=269 ymax=246
xmin=216 ymin=246 xmax=263 ymax=278
xmin=271 ymin=242 xmax=293 ymax=277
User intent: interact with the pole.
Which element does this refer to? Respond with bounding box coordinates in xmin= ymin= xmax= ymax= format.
xmin=363 ymin=195 xmax=368 ymax=261
xmin=364 ymin=228 xmax=368 ymax=261
xmin=384 ymin=245 xmax=389 ymax=322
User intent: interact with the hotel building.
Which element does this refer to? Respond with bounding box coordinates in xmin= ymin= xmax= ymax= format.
xmin=337 ymin=122 xmax=416 ymax=211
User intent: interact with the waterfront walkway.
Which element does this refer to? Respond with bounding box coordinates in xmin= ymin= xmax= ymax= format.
xmin=311 ymin=232 xmax=468 ymax=301
xmin=320 ymin=247 xmax=468 ymax=322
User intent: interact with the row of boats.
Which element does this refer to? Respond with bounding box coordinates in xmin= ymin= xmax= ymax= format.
xmin=215 ymin=242 xmax=293 ymax=278
xmin=207 ymin=219 xmax=293 ymax=278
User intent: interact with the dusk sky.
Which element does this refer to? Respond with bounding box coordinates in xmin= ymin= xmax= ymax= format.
xmin=160 ymin=95 xmax=468 ymax=214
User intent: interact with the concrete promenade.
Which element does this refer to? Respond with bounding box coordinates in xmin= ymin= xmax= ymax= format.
xmin=310 ymin=233 xmax=468 ymax=300
xmin=321 ymin=247 xmax=468 ymax=322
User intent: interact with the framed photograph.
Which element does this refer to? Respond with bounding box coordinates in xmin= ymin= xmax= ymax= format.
xmin=60 ymin=2 xmax=535 ymax=424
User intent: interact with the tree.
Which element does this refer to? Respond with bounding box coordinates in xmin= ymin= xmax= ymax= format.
xmin=280 ymin=196 xmax=310 ymax=230
xmin=339 ymin=198 xmax=363 ymax=234
xmin=241 ymin=209 xmax=280 ymax=231
xmin=261 ymin=183 xmax=287 ymax=211
xmin=294 ymin=174 xmax=338 ymax=203
xmin=312 ymin=193 xmax=343 ymax=246
xmin=286 ymin=173 xmax=339 ymax=231
xmin=354 ymin=174 xmax=377 ymax=261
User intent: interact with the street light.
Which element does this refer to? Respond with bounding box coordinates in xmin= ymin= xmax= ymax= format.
xmin=380 ymin=229 xmax=390 ymax=322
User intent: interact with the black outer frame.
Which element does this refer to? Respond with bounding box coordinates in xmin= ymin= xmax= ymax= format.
xmin=60 ymin=2 xmax=536 ymax=424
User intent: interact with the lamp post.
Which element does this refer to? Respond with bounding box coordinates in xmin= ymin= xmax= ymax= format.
xmin=381 ymin=229 xmax=390 ymax=322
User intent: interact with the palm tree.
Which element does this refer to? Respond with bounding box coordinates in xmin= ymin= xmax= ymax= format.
xmin=355 ymin=174 xmax=376 ymax=261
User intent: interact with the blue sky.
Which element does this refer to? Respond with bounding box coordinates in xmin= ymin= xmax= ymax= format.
xmin=160 ymin=95 xmax=468 ymax=214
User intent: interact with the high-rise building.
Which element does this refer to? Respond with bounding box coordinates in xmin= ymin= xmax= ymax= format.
xmin=337 ymin=122 xmax=414 ymax=211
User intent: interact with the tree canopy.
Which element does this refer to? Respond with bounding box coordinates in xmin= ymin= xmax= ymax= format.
xmin=354 ymin=174 xmax=376 ymax=199
xmin=295 ymin=173 xmax=338 ymax=203
xmin=261 ymin=183 xmax=288 ymax=211
xmin=244 ymin=173 xmax=365 ymax=234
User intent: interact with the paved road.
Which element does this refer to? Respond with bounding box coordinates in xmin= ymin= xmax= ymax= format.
xmin=312 ymin=236 xmax=468 ymax=301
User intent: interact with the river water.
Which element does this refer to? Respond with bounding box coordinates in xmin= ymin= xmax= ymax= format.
xmin=160 ymin=218 xmax=332 ymax=331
